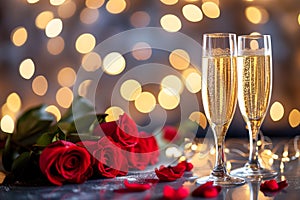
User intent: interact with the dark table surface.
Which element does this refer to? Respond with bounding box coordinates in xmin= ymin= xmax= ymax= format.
xmin=0 ymin=137 xmax=299 ymax=200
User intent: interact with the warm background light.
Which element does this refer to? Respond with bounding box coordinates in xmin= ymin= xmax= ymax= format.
xmin=105 ymin=106 xmax=124 ymax=122
xmin=56 ymin=87 xmax=73 ymax=108
xmin=75 ymin=33 xmax=96 ymax=54
xmin=184 ymin=71 xmax=202 ymax=93
xmin=85 ymin=0 xmax=105 ymax=9
xmin=202 ymin=2 xmax=220 ymax=19
xmin=158 ymin=88 xmax=180 ymax=110
xmin=50 ymin=0 xmax=66 ymax=6
xmin=45 ymin=105 xmax=61 ymax=121
xmin=35 ymin=11 xmax=54 ymax=30
xmin=132 ymin=42 xmax=152 ymax=61
xmin=19 ymin=58 xmax=35 ymax=80
xmin=270 ymin=101 xmax=284 ymax=122
xmin=57 ymin=67 xmax=76 ymax=87
xmin=80 ymin=8 xmax=99 ymax=24
xmin=27 ymin=0 xmax=39 ymax=3
xmin=102 ymin=52 xmax=126 ymax=75
xmin=160 ymin=14 xmax=182 ymax=32
xmin=120 ymin=79 xmax=142 ymax=101
xmin=58 ymin=0 xmax=77 ymax=19
xmin=288 ymin=109 xmax=300 ymax=128
xmin=47 ymin=36 xmax=65 ymax=55
xmin=82 ymin=52 xmax=102 ymax=72
xmin=134 ymin=92 xmax=156 ymax=113
xmin=189 ymin=111 xmax=207 ymax=130
xmin=32 ymin=75 xmax=48 ymax=96
xmin=11 ymin=27 xmax=28 ymax=47
xmin=45 ymin=18 xmax=63 ymax=38
xmin=106 ymin=0 xmax=127 ymax=14
xmin=169 ymin=49 xmax=190 ymax=70
xmin=161 ymin=75 xmax=183 ymax=94
xmin=6 ymin=93 xmax=22 ymax=113
xmin=78 ymin=80 xmax=92 ymax=98
xmin=130 ymin=11 xmax=150 ymax=27
xmin=182 ymin=4 xmax=203 ymax=22
xmin=0 ymin=115 xmax=15 ymax=133
xmin=160 ymin=0 xmax=178 ymax=6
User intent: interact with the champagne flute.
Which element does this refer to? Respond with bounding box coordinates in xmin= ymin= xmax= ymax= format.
xmin=230 ymin=35 xmax=278 ymax=179
xmin=196 ymin=33 xmax=245 ymax=186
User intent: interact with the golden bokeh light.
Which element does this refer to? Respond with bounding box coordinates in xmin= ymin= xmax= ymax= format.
xmin=250 ymin=32 xmax=261 ymax=36
xmin=80 ymin=8 xmax=99 ymax=24
xmin=184 ymin=71 xmax=201 ymax=93
xmin=160 ymin=0 xmax=178 ymax=5
xmin=56 ymin=87 xmax=73 ymax=108
xmin=45 ymin=18 xmax=63 ymax=38
xmin=2 ymin=104 xmax=15 ymax=119
xmin=298 ymin=13 xmax=300 ymax=25
xmin=288 ymin=109 xmax=300 ymax=128
xmin=27 ymin=0 xmax=39 ymax=3
xmin=82 ymin=52 xmax=102 ymax=72
xmin=169 ymin=49 xmax=190 ymax=70
xmin=102 ymin=52 xmax=126 ymax=75
xmin=132 ymin=42 xmax=152 ymax=61
xmin=50 ymin=0 xmax=66 ymax=6
xmin=32 ymin=75 xmax=48 ymax=96
xmin=182 ymin=4 xmax=203 ymax=22
xmin=75 ymin=33 xmax=96 ymax=54
xmin=11 ymin=27 xmax=28 ymax=47
xmin=189 ymin=111 xmax=207 ymax=130
xmin=245 ymin=6 xmax=266 ymax=24
xmin=58 ymin=0 xmax=77 ymax=19
xmin=120 ymin=79 xmax=142 ymax=101
xmin=130 ymin=11 xmax=150 ymax=27
xmin=45 ymin=105 xmax=61 ymax=121
xmin=19 ymin=58 xmax=35 ymax=80
xmin=250 ymin=40 xmax=259 ymax=50
xmin=105 ymin=106 xmax=124 ymax=122
xmin=78 ymin=80 xmax=92 ymax=98
xmin=161 ymin=75 xmax=183 ymax=94
xmin=160 ymin=14 xmax=182 ymax=32
xmin=158 ymin=88 xmax=180 ymax=110
xmin=202 ymin=2 xmax=220 ymax=19
xmin=0 ymin=115 xmax=15 ymax=133
xmin=182 ymin=68 xmax=198 ymax=79
xmin=106 ymin=0 xmax=127 ymax=14
xmin=57 ymin=67 xmax=76 ymax=87
xmin=270 ymin=101 xmax=284 ymax=121
xmin=35 ymin=11 xmax=54 ymax=30
xmin=85 ymin=0 xmax=105 ymax=9
xmin=47 ymin=36 xmax=65 ymax=55
xmin=6 ymin=93 xmax=22 ymax=113
xmin=134 ymin=92 xmax=156 ymax=113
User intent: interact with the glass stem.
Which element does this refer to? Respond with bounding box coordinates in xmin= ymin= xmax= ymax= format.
xmin=212 ymin=125 xmax=226 ymax=177
xmin=247 ymin=123 xmax=261 ymax=169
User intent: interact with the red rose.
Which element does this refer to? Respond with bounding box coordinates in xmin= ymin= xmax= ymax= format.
xmin=92 ymin=137 xmax=128 ymax=178
xmin=155 ymin=165 xmax=185 ymax=182
xmin=94 ymin=113 xmax=138 ymax=148
xmin=39 ymin=140 xmax=93 ymax=186
xmin=163 ymin=185 xmax=189 ymax=200
xmin=192 ymin=181 xmax=221 ymax=198
xmin=127 ymin=132 xmax=159 ymax=170
xmin=162 ymin=126 xmax=178 ymax=142
xmin=176 ymin=161 xmax=193 ymax=172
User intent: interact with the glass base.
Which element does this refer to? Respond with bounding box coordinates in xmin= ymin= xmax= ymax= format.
xmin=196 ymin=174 xmax=245 ymax=187
xmin=230 ymin=166 xmax=278 ymax=180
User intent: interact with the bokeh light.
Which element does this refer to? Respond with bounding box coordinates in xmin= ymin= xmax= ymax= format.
xmin=270 ymin=101 xmax=284 ymax=122
xmin=85 ymin=0 xmax=105 ymax=9
xmin=75 ymin=33 xmax=96 ymax=54
xmin=35 ymin=11 xmax=54 ymax=30
xmin=288 ymin=109 xmax=300 ymax=128
xmin=184 ymin=70 xmax=201 ymax=93
xmin=245 ymin=6 xmax=269 ymax=24
xmin=161 ymin=75 xmax=183 ymax=94
xmin=182 ymin=4 xmax=203 ymax=22
xmin=106 ymin=0 xmax=127 ymax=14
xmin=130 ymin=11 xmax=150 ymax=27
xmin=6 ymin=93 xmax=22 ymax=113
xmin=27 ymin=0 xmax=39 ymax=3
xmin=78 ymin=80 xmax=92 ymax=98
xmin=120 ymin=79 xmax=142 ymax=101
xmin=134 ymin=92 xmax=156 ymax=113
xmin=298 ymin=13 xmax=300 ymax=25
xmin=169 ymin=49 xmax=190 ymax=70
xmin=160 ymin=14 xmax=182 ymax=32
xmin=50 ymin=0 xmax=66 ymax=6
xmin=58 ymin=0 xmax=77 ymax=19
xmin=102 ymin=52 xmax=126 ymax=75
xmin=82 ymin=52 xmax=102 ymax=72
xmin=189 ymin=111 xmax=207 ymax=130
xmin=158 ymin=88 xmax=180 ymax=110
xmin=1 ymin=104 xmax=15 ymax=119
xmin=32 ymin=75 xmax=48 ymax=96
xmin=57 ymin=67 xmax=76 ymax=87
xmin=132 ymin=42 xmax=152 ymax=61
xmin=11 ymin=26 xmax=28 ymax=47
xmin=45 ymin=18 xmax=63 ymax=38
xmin=250 ymin=39 xmax=259 ymax=50
xmin=0 ymin=115 xmax=15 ymax=133
xmin=19 ymin=58 xmax=35 ymax=80
xmin=47 ymin=36 xmax=65 ymax=55
xmin=80 ymin=8 xmax=99 ymax=24
xmin=105 ymin=106 xmax=124 ymax=122
xmin=56 ymin=87 xmax=73 ymax=108
xmin=160 ymin=0 xmax=178 ymax=5
xmin=202 ymin=2 xmax=220 ymax=19
xmin=45 ymin=105 xmax=61 ymax=121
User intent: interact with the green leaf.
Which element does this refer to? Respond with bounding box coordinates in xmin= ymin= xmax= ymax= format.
xmin=2 ymin=135 xmax=19 ymax=171
xmin=36 ymin=132 xmax=56 ymax=147
xmin=11 ymin=152 xmax=31 ymax=174
xmin=14 ymin=105 xmax=54 ymax=143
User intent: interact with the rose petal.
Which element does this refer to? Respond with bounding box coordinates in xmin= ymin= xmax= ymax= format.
xmin=155 ymin=165 xmax=184 ymax=182
xmin=192 ymin=181 xmax=221 ymax=198
xmin=163 ymin=185 xmax=189 ymax=199
xmin=123 ymin=180 xmax=151 ymax=192
xmin=176 ymin=161 xmax=193 ymax=172
xmin=162 ymin=126 xmax=178 ymax=142
xmin=260 ymin=180 xmax=288 ymax=197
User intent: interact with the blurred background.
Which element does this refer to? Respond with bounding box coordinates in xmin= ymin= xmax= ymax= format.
xmin=0 ymin=0 xmax=299 ymax=138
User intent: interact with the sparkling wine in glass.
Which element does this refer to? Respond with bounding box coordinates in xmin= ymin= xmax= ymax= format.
xmin=196 ymin=33 xmax=245 ymax=186
xmin=230 ymin=34 xmax=278 ymax=180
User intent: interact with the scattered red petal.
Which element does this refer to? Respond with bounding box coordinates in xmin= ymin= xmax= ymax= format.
xmin=260 ymin=180 xmax=288 ymax=197
xmin=163 ymin=185 xmax=189 ymax=200
xmin=192 ymin=181 xmax=221 ymax=198
xmin=155 ymin=165 xmax=185 ymax=182
xmin=176 ymin=161 xmax=193 ymax=172
xmin=123 ymin=179 xmax=151 ymax=192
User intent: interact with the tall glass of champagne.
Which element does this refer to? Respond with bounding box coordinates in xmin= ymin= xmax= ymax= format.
xmin=230 ymin=35 xmax=278 ymax=179
xmin=196 ymin=33 xmax=245 ymax=186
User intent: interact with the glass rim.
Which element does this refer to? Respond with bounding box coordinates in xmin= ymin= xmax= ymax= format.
xmin=203 ymin=33 xmax=236 ymax=38
xmin=238 ymin=34 xmax=271 ymax=39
